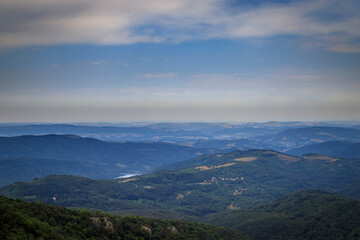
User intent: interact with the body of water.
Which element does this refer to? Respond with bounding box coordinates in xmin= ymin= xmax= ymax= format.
xmin=115 ymin=173 xmax=141 ymax=179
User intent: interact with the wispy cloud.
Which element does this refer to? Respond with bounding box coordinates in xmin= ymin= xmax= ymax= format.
xmin=287 ymin=75 xmax=324 ymax=81
xmin=65 ymin=60 xmax=129 ymax=67
xmin=0 ymin=0 xmax=359 ymax=52
xmin=87 ymin=60 xmax=128 ymax=66
xmin=327 ymin=43 xmax=360 ymax=53
xmin=88 ymin=60 xmax=108 ymax=65
xmin=138 ymin=72 xmax=178 ymax=78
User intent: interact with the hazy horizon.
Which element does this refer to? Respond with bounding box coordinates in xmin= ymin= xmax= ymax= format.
xmin=1 ymin=120 xmax=359 ymax=126
xmin=1 ymin=0 xmax=359 ymax=122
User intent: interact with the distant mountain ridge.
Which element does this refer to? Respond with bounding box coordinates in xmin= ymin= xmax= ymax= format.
xmin=175 ymin=138 xmax=285 ymax=152
xmin=254 ymin=126 xmax=360 ymax=149
xmin=0 ymin=134 xmax=204 ymax=165
xmin=0 ymin=124 xmax=210 ymax=141
xmin=0 ymin=134 xmax=216 ymax=186
xmin=286 ymin=140 xmax=360 ymax=158
xmin=2 ymin=122 xmax=357 ymax=141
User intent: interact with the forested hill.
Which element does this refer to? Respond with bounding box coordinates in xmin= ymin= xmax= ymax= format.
xmin=0 ymin=195 xmax=249 ymax=240
xmin=2 ymin=149 xmax=360 ymax=220
xmin=0 ymin=134 xmax=204 ymax=165
xmin=0 ymin=134 xmax=215 ymax=186
xmin=205 ymin=190 xmax=360 ymax=240
xmin=286 ymin=140 xmax=360 ymax=158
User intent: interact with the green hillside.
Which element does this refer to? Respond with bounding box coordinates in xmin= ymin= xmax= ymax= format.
xmin=205 ymin=190 xmax=360 ymax=240
xmin=0 ymin=195 xmax=249 ymax=240
xmin=2 ymin=150 xmax=360 ymax=220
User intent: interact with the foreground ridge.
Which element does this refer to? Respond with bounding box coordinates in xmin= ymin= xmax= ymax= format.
xmin=0 ymin=195 xmax=249 ymax=240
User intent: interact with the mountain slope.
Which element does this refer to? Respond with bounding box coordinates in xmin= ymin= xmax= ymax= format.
xmin=0 ymin=134 xmax=204 ymax=166
xmin=205 ymin=190 xmax=360 ymax=240
xmin=254 ymin=126 xmax=360 ymax=149
xmin=0 ymin=134 xmax=214 ymax=185
xmin=0 ymin=157 xmax=123 ymax=187
xmin=2 ymin=150 xmax=360 ymax=219
xmin=286 ymin=140 xmax=360 ymax=158
xmin=0 ymin=195 xmax=249 ymax=240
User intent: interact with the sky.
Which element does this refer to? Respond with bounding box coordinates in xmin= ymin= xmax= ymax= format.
xmin=0 ymin=0 xmax=359 ymax=123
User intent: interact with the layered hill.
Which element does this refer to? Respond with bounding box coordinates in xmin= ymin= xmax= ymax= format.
xmin=254 ymin=126 xmax=360 ymax=149
xmin=205 ymin=190 xmax=360 ymax=240
xmin=1 ymin=121 xmax=350 ymax=141
xmin=210 ymin=121 xmax=317 ymax=138
xmin=0 ymin=134 xmax=215 ymax=186
xmin=2 ymin=150 xmax=360 ymax=220
xmin=176 ymin=139 xmax=284 ymax=152
xmin=0 ymin=124 xmax=210 ymax=142
xmin=0 ymin=157 xmax=119 ymax=187
xmin=286 ymin=140 xmax=360 ymax=158
xmin=0 ymin=195 xmax=248 ymax=240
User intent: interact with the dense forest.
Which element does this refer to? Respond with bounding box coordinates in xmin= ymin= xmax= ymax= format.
xmin=205 ymin=190 xmax=360 ymax=240
xmin=2 ymin=189 xmax=360 ymax=239
xmin=0 ymin=195 xmax=249 ymax=240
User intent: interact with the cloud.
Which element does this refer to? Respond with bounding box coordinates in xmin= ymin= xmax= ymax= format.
xmin=221 ymin=0 xmax=360 ymax=53
xmin=327 ymin=43 xmax=360 ymax=53
xmin=88 ymin=60 xmax=107 ymax=65
xmin=0 ymin=0 xmax=219 ymax=46
xmin=138 ymin=72 xmax=178 ymax=78
xmin=287 ymin=75 xmax=324 ymax=81
xmin=0 ymin=0 xmax=359 ymax=52
xmin=69 ymin=60 xmax=128 ymax=66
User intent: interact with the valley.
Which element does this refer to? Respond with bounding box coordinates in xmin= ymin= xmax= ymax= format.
xmin=1 ymin=121 xmax=360 ymax=239
xmin=2 ymin=149 xmax=360 ymax=219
